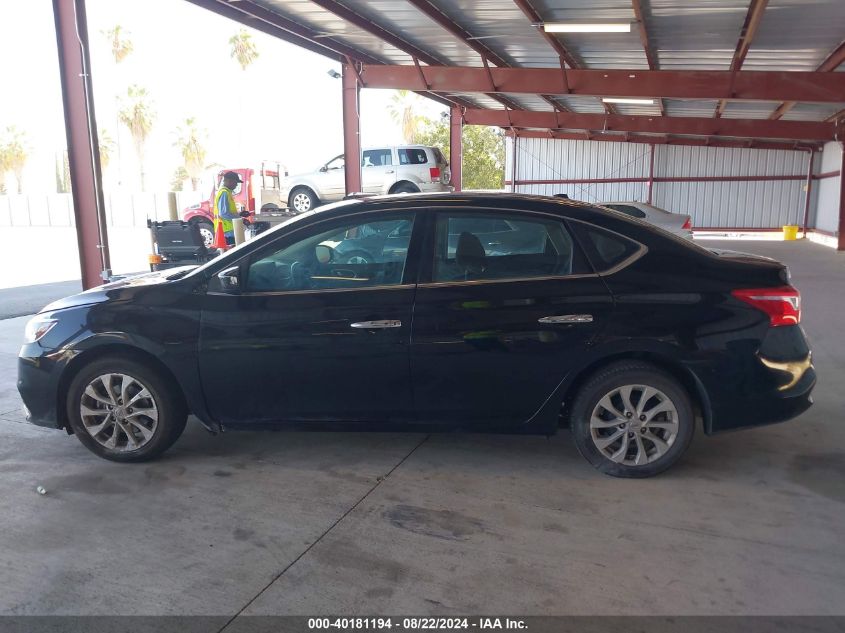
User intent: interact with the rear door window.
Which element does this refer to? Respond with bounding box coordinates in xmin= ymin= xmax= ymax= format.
xmin=362 ymin=149 xmax=393 ymax=167
xmin=432 ymin=212 xmax=590 ymax=282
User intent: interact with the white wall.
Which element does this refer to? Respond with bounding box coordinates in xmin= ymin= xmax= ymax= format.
xmin=813 ymin=141 xmax=842 ymax=234
xmin=506 ymin=137 xmax=814 ymax=229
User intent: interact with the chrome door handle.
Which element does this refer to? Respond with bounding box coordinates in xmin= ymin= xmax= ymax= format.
xmin=350 ymin=320 xmax=402 ymax=329
xmin=538 ymin=314 xmax=593 ymax=324
xmin=385 ymin=170 xmax=395 ymax=174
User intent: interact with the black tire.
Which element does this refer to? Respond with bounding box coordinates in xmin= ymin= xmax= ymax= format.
xmin=392 ymin=182 xmax=420 ymax=194
xmin=66 ymin=356 xmax=187 ymax=463
xmin=195 ymin=220 xmax=215 ymax=249
xmin=260 ymin=203 xmax=281 ymax=213
xmin=570 ymin=361 xmax=694 ymax=478
xmin=288 ymin=187 xmax=318 ymax=213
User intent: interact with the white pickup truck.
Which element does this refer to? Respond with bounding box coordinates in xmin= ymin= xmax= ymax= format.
xmin=282 ymin=145 xmax=452 ymax=212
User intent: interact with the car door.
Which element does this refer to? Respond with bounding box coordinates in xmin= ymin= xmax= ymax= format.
xmin=410 ymin=208 xmax=615 ymax=426
xmin=313 ymin=154 xmax=347 ymax=201
xmin=362 ymin=148 xmax=397 ymax=194
xmin=199 ymin=210 xmax=422 ymax=425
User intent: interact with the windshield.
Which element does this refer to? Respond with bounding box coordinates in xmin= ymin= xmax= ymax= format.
xmin=185 ymin=199 xmax=363 ymax=278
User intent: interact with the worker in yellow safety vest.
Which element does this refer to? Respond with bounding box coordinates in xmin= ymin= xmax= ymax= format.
xmin=214 ymin=171 xmax=243 ymax=247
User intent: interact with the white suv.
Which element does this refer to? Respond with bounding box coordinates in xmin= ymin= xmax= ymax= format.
xmin=282 ymin=145 xmax=452 ymax=212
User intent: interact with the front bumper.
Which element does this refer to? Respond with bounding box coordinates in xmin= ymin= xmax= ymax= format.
xmin=17 ymin=345 xmax=69 ymax=430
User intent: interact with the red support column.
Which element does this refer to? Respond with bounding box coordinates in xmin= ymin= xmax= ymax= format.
xmin=646 ymin=143 xmax=656 ymax=204
xmin=838 ymin=143 xmax=845 ymax=251
xmin=342 ymin=63 xmax=362 ymax=196
xmin=449 ymin=106 xmax=463 ymax=192
xmin=801 ymin=148 xmax=815 ymax=237
xmin=511 ymin=134 xmax=518 ymax=193
xmin=53 ymin=0 xmax=110 ymax=289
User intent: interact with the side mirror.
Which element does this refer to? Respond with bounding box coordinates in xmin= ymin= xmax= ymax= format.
xmin=320 ymin=165 xmax=328 ymax=173
xmin=217 ymin=266 xmax=240 ymax=292
xmin=315 ymin=244 xmax=334 ymax=264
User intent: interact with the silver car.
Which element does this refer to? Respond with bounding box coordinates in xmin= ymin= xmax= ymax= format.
xmin=283 ymin=145 xmax=452 ymax=213
xmin=600 ymin=201 xmax=694 ymax=240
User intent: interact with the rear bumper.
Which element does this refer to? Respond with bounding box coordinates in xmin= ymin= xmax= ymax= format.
xmin=417 ymin=182 xmax=453 ymax=193
xmin=705 ymin=358 xmax=815 ymax=434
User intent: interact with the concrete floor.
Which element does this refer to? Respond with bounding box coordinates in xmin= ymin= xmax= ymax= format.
xmin=0 ymin=239 xmax=844 ymax=617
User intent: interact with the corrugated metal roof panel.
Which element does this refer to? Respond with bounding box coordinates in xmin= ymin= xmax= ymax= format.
xmin=781 ymin=102 xmax=845 ymax=121
xmin=665 ymin=99 xmax=721 ymax=118
xmin=557 ymin=95 xmax=608 ymax=113
xmin=252 ymin=0 xmax=413 ymax=63
xmin=743 ymin=0 xmax=845 ymax=71
xmin=720 ymin=101 xmax=784 ymax=119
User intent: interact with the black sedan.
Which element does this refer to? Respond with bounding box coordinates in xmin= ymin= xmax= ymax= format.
xmin=18 ymin=193 xmax=815 ymax=477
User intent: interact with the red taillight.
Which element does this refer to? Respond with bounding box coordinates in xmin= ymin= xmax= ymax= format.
xmin=732 ymin=286 xmax=801 ymax=327
xmin=429 ymin=166 xmax=441 ymax=182
xmin=682 ymin=217 xmax=692 ymax=230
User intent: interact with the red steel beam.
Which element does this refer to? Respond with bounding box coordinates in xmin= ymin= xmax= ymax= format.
xmin=771 ymin=39 xmax=845 ymax=120
xmin=512 ymin=0 xmax=581 ymax=69
xmin=404 ymin=0 xmax=522 ymax=111
xmin=305 ymin=0 xmax=475 ymax=110
xmin=464 ymin=108 xmax=833 ymax=141
xmin=53 ymin=0 xmax=110 ymax=289
xmin=359 ymin=65 xmax=845 ymax=103
xmin=507 ymin=175 xmax=810 ymax=185
xmin=342 ymin=64 xmax=362 ymax=195
xmin=631 ymin=0 xmax=665 ymax=116
xmin=715 ymin=0 xmax=769 ymax=118
xmin=512 ymin=129 xmax=820 ymax=152
xmin=450 ymin=105 xmax=463 ymax=192
xmin=826 ymin=108 xmax=845 ymax=123
xmin=512 ymin=0 xmax=617 ymax=115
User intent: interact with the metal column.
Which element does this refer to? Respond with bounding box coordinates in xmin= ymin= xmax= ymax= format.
xmin=53 ymin=0 xmax=110 ymax=289
xmin=801 ymin=148 xmax=814 ymax=238
xmin=342 ymin=63 xmax=362 ymax=196
xmin=839 ymin=143 xmax=845 ymax=251
xmin=449 ymin=106 xmax=463 ymax=192
xmin=646 ymin=144 xmax=656 ymax=204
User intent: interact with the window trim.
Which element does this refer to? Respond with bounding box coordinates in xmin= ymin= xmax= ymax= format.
xmin=424 ymin=207 xmax=595 ymax=286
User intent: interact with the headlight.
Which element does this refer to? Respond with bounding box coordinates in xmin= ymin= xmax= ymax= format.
xmin=24 ymin=318 xmax=57 ymax=344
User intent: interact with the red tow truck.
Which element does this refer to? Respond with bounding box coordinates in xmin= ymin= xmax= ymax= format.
xmin=182 ymin=162 xmax=288 ymax=246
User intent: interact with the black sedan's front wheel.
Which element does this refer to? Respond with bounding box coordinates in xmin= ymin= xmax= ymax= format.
xmin=570 ymin=361 xmax=694 ymax=478
xmin=66 ymin=357 xmax=187 ymax=462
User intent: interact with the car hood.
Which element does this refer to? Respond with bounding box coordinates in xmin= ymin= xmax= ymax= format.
xmin=41 ymin=266 xmax=198 ymax=313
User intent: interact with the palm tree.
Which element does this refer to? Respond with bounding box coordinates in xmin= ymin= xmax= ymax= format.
xmin=102 ymin=25 xmax=133 ymax=63
xmin=118 ymin=85 xmax=155 ymax=190
xmin=98 ymin=129 xmax=115 ymax=172
xmin=387 ymin=90 xmax=422 ymax=144
xmin=173 ymin=117 xmax=207 ymax=191
xmin=0 ymin=127 xmax=28 ymax=194
xmin=229 ymin=29 xmax=259 ymax=71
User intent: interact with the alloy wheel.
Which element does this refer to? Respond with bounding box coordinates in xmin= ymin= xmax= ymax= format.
xmin=292 ymin=192 xmax=312 ymax=212
xmin=589 ymin=384 xmax=679 ymax=466
xmin=79 ymin=373 xmax=159 ymax=452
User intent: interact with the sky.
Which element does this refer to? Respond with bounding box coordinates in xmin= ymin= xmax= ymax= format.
xmin=0 ymin=0 xmax=445 ymax=195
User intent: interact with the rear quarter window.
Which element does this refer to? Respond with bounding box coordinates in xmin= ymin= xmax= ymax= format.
xmin=398 ymin=148 xmax=428 ymax=165
xmin=571 ymin=221 xmax=644 ymax=273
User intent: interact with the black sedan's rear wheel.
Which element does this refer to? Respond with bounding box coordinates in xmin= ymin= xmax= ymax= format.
xmin=66 ymin=357 xmax=187 ymax=462
xmin=570 ymin=361 xmax=694 ymax=478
